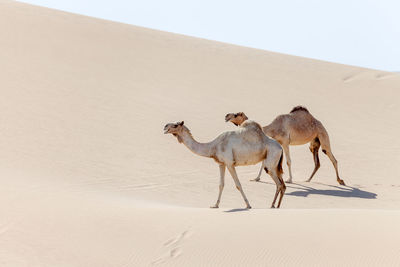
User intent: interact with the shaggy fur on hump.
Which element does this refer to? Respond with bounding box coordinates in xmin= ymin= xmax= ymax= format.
xmin=290 ymin=106 xmax=309 ymax=113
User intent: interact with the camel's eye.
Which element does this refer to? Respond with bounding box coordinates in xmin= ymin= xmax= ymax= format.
xmin=234 ymin=114 xmax=237 ymax=118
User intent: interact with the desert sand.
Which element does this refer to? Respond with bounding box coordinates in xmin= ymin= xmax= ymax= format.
xmin=1 ymin=1 xmax=400 ymax=266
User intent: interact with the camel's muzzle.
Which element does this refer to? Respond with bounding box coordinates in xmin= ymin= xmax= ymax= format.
xmin=225 ymin=114 xmax=234 ymax=122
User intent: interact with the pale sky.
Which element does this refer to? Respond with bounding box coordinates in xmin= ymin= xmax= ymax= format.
xmin=20 ymin=0 xmax=400 ymax=71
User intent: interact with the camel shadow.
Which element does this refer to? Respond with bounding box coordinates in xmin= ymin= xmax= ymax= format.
xmin=252 ymin=180 xmax=377 ymax=199
xmin=224 ymin=208 xmax=250 ymax=213
xmin=286 ymin=182 xmax=377 ymax=199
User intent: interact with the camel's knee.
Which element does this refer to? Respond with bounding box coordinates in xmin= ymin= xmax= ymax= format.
xmin=322 ymin=148 xmax=337 ymax=162
xmin=219 ymin=184 xmax=224 ymax=191
xmin=280 ymin=182 xmax=286 ymax=192
xmin=327 ymin=152 xmax=338 ymax=165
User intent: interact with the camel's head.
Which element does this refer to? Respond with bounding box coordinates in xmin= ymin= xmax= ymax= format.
xmin=225 ymin=112 xmax=248 ymax=126
xmin=164 ymin=121 xmax=185 ymax=135
xmin=164 ymin=121 xmax=186 ymax=143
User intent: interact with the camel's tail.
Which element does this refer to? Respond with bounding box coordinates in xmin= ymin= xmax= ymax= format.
xmin=277 ymin=152 xmax=283 ymax=177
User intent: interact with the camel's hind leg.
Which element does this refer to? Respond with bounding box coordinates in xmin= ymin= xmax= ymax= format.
xmin=211 ymin=164 xmax=225 ymax=208
xmin=264 ymin=151 xmax=286 ymax=208
xmin=318 ymin=131 xmax=345 ymax=185
xmin=306 ymin=138 xmax=321 ymax=182
xmin=264 ymin=168 xmax=285 ymax=208
xmin=266 ymin=167 xmax=280 ymax=208
xmin=276 ymin=173 xmax=286 ymax=208
xmin=227 ymin=165 xmax=251 ymax=209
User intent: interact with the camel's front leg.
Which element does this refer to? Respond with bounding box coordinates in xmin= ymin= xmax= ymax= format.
xmin=227 ymin=165 xmax=251 ymax=209
xmin=251 ymin=162 xmax=264 ymax=182
xmin=211 ymin=164 xmax=225 ymax=208
xmin=323 ymin=149 xmax=345 ymax=185
xmin=319 ymin=133 xmax=345 ymax=185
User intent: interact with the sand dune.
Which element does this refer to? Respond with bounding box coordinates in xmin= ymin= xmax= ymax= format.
xmin=1 ymin=0 xmax=400 ymax=266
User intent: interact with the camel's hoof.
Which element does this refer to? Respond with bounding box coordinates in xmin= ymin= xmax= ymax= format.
xmin=210 ymin=205 xmax=219 ymax=209
xmin=250 ymin=178 xmax=260 ymax=182
xmin=305 ymin=179 xmax=311 ymax=183
xmin=285 ymin=180 xmax=293 ymax=184
xmin=271 ymin=205 xmax=275 ymax=209
xmin=338 ymin=179 xmax=345 ymax=186
xmin=246 ymin=206 xmax=252 ymax=209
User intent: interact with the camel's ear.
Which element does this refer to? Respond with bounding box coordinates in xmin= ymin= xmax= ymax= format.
xmin=178 ymin=121 xmax=184 ymax=126
xmin=237 ymin=112 xmax=248 ymax=120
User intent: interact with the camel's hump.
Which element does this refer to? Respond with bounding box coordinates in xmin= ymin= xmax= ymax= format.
xmin=290 ymin=106 xmax=309 ymax=113
xmin=241 ymin=120 xmax=263 ymax=130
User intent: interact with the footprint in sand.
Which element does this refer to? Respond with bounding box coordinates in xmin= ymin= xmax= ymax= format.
xmin=342 ymin=71 xmax=364 ymax=83
xmin=151 ymin=230 xmax=191 ymax=265
xmin=343 ymin=71 xmax=398 ymax=83
xmin=375 ymin=73 xmax=398 ymax=80
xmin=342 ymin=75 xmax=356 ymax=83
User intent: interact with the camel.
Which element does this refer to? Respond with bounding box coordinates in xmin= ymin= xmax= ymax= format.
xmin=225 ymin=106 xmax=345 ymax=185
xmin=164 ymin=120 xmax=286 ymax=208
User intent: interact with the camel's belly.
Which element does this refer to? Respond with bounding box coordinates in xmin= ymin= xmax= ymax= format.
xmin=233 ymin=149 xmax=266 ymax=166
xmin=235 ymin=158 xmax=263 ymax=166
xmin=289 ymin=131 xmax=317 ymax=145
xmin=289 ymin=139 xmax=311 ymax=146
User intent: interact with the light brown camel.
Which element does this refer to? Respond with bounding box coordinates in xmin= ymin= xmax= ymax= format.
xmin=164 ymin=120 xmax=286 ymax=208
xmin=225 ymin=106 xmax=345 ymax=185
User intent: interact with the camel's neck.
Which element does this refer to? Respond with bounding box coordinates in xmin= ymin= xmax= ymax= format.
xmin=262 ymin=124 xmax=273 ymax=136
xmin=179 ymin=130 xmax=214 ymax=158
